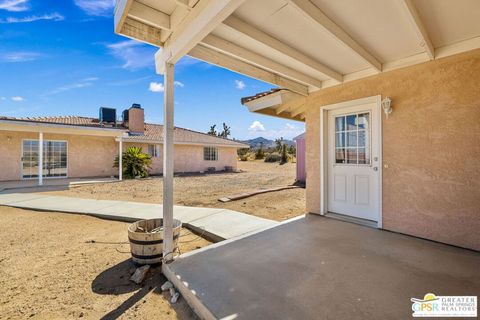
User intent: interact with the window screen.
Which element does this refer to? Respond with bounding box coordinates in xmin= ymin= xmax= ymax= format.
xmin=203 ymin=147 xmax=218 ymax=161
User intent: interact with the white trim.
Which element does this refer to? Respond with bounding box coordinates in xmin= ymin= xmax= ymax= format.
xmin=38 ymin=132 xmax=43 ymax=186
xmin=118 ymin=138 xmax=246 ymax=148
xmin=319 ymin=95 xmax=382 ymax=228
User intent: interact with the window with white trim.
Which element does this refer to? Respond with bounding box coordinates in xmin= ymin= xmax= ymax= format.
xmin=335 ymin=112 xmax=370 ymax=165
xmin=203 ymin=147 xmax=218 ymax=161
xmin=148 ymin=145 xmax=160 ymax=158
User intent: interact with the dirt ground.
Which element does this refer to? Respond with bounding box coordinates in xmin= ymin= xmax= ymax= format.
xmin=44 ymin=161 xmax=306 ymax=221
xmin=0 ymin=206 xmax=211 ymax=320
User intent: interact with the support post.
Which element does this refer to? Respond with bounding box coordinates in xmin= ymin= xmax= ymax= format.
xmin=38 ymin=132 xmax=43 ymax=186
xmin=162 ymin=62 xmax=175 ymax=262
xmin=119 ymin=137 xmax=123 ymax=181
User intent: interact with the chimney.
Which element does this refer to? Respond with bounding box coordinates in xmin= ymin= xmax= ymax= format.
xmin=127 ymin=103 xmax=144 ymax=134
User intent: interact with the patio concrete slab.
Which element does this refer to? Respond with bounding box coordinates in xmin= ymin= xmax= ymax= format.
xmin=165 ymin=215 xmax=480 ymax=320
xmin=0 ymin=193 xmax=278 ymax=241
xmin=188 ymin=210 xmax=278 ymax=241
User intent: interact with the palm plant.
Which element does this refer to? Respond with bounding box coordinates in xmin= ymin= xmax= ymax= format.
xmin=114 ymin=147 xmax=152 ymax=179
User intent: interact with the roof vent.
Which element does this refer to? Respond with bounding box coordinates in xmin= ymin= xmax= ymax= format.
xmin=99 ymin=107 xmax=116 ymax=126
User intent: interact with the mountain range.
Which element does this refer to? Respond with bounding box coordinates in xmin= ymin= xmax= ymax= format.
xmin=239 ymin=137 xmax=295 ymax=149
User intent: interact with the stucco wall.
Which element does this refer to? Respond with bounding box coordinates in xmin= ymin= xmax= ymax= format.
xmin=124 ymin=143 xmax=238 ymax=174
xmin=0 ymin=132 xmax=239 ymax=182
xmin=305 ymin=50 xmax=480 ymax=251
xmin=0 ymin=131 xmax=118 ymax=180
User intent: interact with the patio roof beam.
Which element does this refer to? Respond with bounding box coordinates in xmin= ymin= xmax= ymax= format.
xmin=290 ymin=103 xmax=308 ymax=117
xmin=128 ymin=1 xmax=171 ymax=31
xmin=156 ymin=0 xmax=246 ymax=74
xmin=120 ymin=17 xmax=163 ymax=47
xmin=222 ymin=16 xmax=343 ymax=83
xmin=288 ymin=0 xmax=382 ymax=72
xmin=201 ymin=34 xmax=324 ymax=88
xmin=399 ymin=0 xmax=435 ymax=60
xmin=276 ymin=97 xmax=305 ymax=115
xmin=189 ymin=44 xmax=309 ymax=95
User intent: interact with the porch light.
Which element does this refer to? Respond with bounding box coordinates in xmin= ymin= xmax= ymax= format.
xmin=382 ymin=97 xmax=392 ymax=118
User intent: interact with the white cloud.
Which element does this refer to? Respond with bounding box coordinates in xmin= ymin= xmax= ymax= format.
xmin=149 ymin=81 xmax=184 ymax=92
xmin=247 ymin=122 xmax=304 ymax=140
xmin=248 ymin=120 xmax=266 ymax=132
xmin=0 ymin=51 xmax=43 ymax=62
xmin=0 ymin=0 xmax=29 ymax=12
xmin=45 ymin=77 xmax=98 ymax=95
xmin=106 ymin=40 xmax=156 ymax=71
xmin=74 ymin=0 xmax=114 ymax=16
xmin=285 ymin=123 xmax=295 ymax=130
xmin=235 ymin=80 xmax=245 ymax=90
xmin=174 ymin=81 xmax=184 ymax=88
xmin=149 ymin=82 xmax=164 ymax=93
xmin=11 ymin=96 xmax=24 ymax=101
xmin=0 ymin=12 xmax=64 ymax=24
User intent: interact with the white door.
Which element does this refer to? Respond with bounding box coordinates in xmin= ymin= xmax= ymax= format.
xmin=327 ymin=103 xmax=380 ymax=221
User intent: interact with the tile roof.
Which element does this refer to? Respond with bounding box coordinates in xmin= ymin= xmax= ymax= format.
xmin=0 ymin=116 xmax=248 ymax=148
xmin=240 ymin=88 xmax=285 ymax=104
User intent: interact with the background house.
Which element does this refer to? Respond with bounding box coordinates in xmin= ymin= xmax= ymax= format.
xmin=0 ymin=104 xmax=247 ymax=182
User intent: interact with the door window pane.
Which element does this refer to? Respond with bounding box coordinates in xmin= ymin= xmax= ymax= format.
xmin=346 ymin=115 xmax=357 ymax=130
xmin=334 ymin=112 xmax=371 ymax=165
xmin=357 ymin=113 xmax=369 ymax=129
xmin=335 ymin=116 xmax=345 ymax=132
xmin=347 ymin=132 xmax=357 ymax=147
xmin=335 ymin=133 xmax=345 ymax=147
xmin=346 ymin=148 xmax=357 ymax=164
xmin=335 ymin=148 xmax=345 ymax=164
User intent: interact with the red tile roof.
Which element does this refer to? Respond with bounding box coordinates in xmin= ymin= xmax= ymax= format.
xmin=0 ymin=116 xmax=248 ymax=148
xmin=240 ymin=88 xmax=285 ymax=104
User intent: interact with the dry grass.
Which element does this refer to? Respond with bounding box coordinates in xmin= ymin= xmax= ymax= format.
xmin=44 ymin=161 xmax=306 ymax=221
xmin=0 ymin=206 xmax=210 ymax=320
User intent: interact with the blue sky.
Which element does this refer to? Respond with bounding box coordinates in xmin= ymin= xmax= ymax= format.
xmin=0 ymin=0 xmax=304 ymax=140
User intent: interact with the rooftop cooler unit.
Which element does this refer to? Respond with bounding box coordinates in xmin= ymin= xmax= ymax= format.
xmin=99 ymin=107 xmax=117 ymax=126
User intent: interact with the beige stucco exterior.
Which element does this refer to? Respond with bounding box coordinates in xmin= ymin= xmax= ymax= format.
xmin=0 ymin=131 xmax=239 ymax=181
xmin=124 ymin=142 xmax=238 ymax=174
xmin=304 ymin=50 xmax=480 ymax=251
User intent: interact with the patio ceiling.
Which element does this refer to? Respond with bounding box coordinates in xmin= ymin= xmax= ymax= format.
xmin=115 ymin=0 xmax=480 ymax=120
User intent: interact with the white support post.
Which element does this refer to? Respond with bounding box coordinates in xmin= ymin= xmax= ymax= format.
xmin=119 ymin=137 xmax=123 ymax=181
xmin=38 ymin=132 xmax=43 ymax=186
xmin=162 ymin=62 xmax=175 ymax=263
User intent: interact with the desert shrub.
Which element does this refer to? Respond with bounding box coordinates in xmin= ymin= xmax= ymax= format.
xmin=264 ymin=152 xmax=282 ymax=163
xmin=255 ymin=147 xmax=265 ymax=160
xmin=114 ymin=147 xmax=152 ymax=179
xmin=239 ymin=154 xmax=249 ymax=161
xmin=237 ymin=148 xmax=250 ymax=157
xmin=288 ymin=154 xmax=296 ymax=163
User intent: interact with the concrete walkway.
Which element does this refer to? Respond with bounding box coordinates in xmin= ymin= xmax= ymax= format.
xmin=0 ymin=193 xmax=278 ymax=241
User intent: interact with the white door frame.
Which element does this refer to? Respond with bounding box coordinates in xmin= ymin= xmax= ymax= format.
xmin=319 ymin=95 xmax=383 ymax=228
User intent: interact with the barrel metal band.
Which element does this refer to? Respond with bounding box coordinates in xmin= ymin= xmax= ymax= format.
xmin=131 ymin=252 xmax=163 ymax=260
xmin=128 ymin=234 xmax=180 ymax=245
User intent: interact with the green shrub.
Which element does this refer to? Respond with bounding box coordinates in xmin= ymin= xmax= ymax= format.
xmin=264 ymin=152 xmax=282 ymax=162
xmin=114 ymin=147 xmax=152 ymax=179
xmin=255 ymin=147 xmax=265 ymax=160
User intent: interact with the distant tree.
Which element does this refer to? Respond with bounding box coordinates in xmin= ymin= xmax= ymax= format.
xmin=275 ymin=137 xmax=284 ymax=152
xmin=207 ymin=125 xmax=217 ymax=136
xmin=255 ymin=143 xmax=265 ymax=159
xmin=280 ymin=144 xmax=288 ymax=164
xmin=288 ymin=144 xmax=296 ymax=155
xmin=218 ymin=123 xmax=231 ymax=139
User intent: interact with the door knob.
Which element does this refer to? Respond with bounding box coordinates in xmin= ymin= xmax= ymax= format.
xmin=373 ymin=167 xmax=378 ymax=171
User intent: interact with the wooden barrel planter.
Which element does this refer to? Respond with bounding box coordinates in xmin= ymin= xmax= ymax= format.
xmin=128 ymin=218 xmax=182 ymax=265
